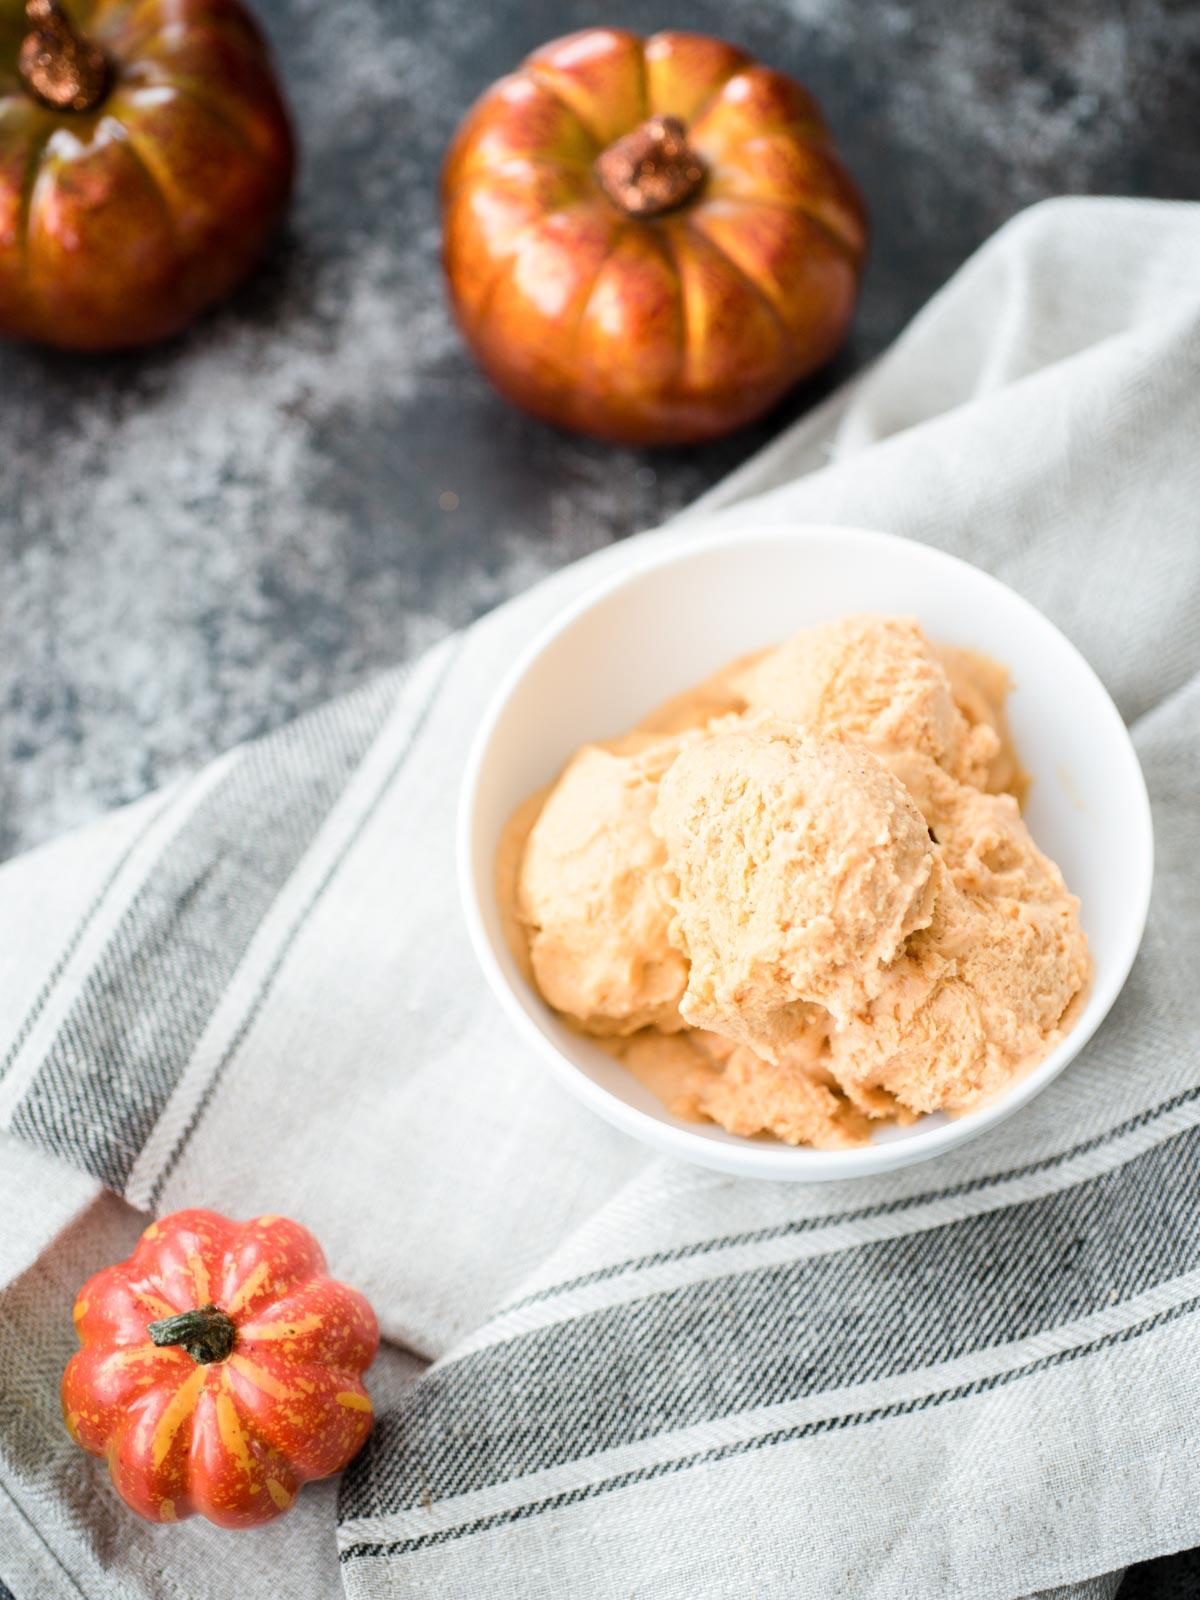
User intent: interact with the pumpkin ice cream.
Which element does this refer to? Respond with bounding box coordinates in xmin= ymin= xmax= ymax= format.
xmin=732 ymin=614 xmax=1001 ymax=787
xmin=654 ymin=719 xmax=939 ymax=1042
xmin=500 ymin=614 xmax=1089 ymax=1148
xmin=516 ymin=738 xmax=689 ymax=1036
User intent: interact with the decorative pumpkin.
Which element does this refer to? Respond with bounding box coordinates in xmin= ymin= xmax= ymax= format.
xmin=62 ymin=1208 xmax=379 ymax=1528
xmin=442 ymin=28 xmax=867 ymax=447
xmin=0 ymin=0 xmax=293 ymax=350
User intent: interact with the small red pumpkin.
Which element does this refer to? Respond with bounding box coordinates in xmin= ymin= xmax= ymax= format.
xmin=442 ymin=28 xmax=867 ymax=446
xmin=0 ymin=0 xmax=294 ymax=349
xmin=62 ymin=1208 xmax=379 ymax=1528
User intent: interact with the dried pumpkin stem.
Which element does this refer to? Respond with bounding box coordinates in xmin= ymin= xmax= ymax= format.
xmin=594 ymin=116 xmax=707 ymax=219
xmin=147 ymin=1303 xmax=237 ymax=1365
xmin=18 ymin=0 xmax=112 ymax=114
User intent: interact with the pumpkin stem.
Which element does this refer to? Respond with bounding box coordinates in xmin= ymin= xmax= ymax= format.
xmin=17 ymin=0 xmax=112 ymax=114
xmin=147 ymin=1304 xmax=238 ymax=1365
xmin=594 ymin=115 xmax=707 ymax=219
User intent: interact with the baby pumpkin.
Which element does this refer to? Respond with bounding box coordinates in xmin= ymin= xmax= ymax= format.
xmin=442 ymin=29 xmax=867 ymax=446
xmin=62 ymin=1208 xmax=378 ymax=1528
xmin=0 ymin=0 xmax=294 ymax=349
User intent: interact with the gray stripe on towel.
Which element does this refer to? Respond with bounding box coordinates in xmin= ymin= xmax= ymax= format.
xmin=341 ymin=1296 xmax=1199 ymax=1561
xmin=342 ymin=1121 xmax=1200 ymax=1520
xmin=8 ymin=671 xmax=404 ymax=1190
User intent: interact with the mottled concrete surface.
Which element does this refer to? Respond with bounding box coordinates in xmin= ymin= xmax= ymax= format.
xmin=2 ymin=0 xmax=1198 ymax=858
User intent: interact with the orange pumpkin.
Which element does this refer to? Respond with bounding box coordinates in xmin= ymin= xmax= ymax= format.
xmin=0 ymin=0 xmax=294 ymax=350
xmin=442 ymin=28 xmax=867 ymax=447
xmin=61 ymin=1208 xmax=378 ymax=1527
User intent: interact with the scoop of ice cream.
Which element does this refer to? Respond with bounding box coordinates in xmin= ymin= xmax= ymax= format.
xmin=734 ymin=615 xmax=999 ymax=787
xmin=517 ymin=738 xmax=689 ymax=1036
xmin=653 ymin=719 xmax=938 ymax=1054
xmin=828 ymin=837 xmax=1090 ymax=1115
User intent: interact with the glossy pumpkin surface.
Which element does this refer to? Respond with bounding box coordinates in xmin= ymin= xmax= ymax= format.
xmin=61 ymin=1208 xmax=379 ymax=1527
xmin=442 ymin=28 xmax=867 ymax=446
xmin=0 ymin=0 xmax=294 ymax=349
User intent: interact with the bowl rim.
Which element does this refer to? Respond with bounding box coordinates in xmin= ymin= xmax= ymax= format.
xmin=457 ymin=523 xmax=1155 ymax=1181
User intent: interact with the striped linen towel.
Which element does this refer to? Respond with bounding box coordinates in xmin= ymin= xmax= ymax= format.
xmin=1 ymin=196 xmax=1198 ymax=1600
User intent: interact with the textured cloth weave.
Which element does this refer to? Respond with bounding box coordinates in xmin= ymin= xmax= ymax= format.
xmin=0 ymin=197 xmax=1197 ymax=1599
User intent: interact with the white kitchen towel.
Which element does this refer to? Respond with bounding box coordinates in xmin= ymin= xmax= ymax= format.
xmin=0 ymin=195 xmax=1197 ymax=1600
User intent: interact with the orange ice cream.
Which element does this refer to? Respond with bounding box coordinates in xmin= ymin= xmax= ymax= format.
xmin=517 ymin=738 xmax=690 ymax=1037
xmin=732 ymin=615 xmax=1001 ymax=787
xmin=500 ymin=615 xmax=1089 ymax=1148
xmin=654 ymin=719 xmax=938 ymax=1040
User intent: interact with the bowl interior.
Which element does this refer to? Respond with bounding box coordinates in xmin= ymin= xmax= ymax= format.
xmin=462 ymin=527 xmax=1152 ymax=1178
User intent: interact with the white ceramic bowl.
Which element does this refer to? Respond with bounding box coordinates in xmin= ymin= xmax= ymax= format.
xmin=459 ymin=526 xmax=1153 ymax=1181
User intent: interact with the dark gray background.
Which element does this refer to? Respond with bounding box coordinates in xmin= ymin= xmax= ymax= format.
xmin=2 ymin=0 xmax=1197 ymax=862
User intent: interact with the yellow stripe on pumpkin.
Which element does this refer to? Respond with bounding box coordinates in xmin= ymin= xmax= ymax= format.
xmin=226 ymin=1353 xmax=294 ymax=1401
xmin=215 ymin=1390 xmax=256 ymax=1482
xmin=137 ymin=1291 xmax=177 ymax=1321
xmin=103 ymin=1344 xmax=180 ymax=1376
xmin=335 ymin=1391 xmax=372 ymax=1413
xmin=150 ymin=1368 xmax=205 ymax=1469
xmin=266 ymin=1477 xmax=293 ymax=1510
xmin=159 ymin=1499 xmax=176 ymax=1522
xmin=237 ymin=1312 xmax=324 ymax=1342
xmin=224 ymin=1261 xmax=271 ymax=1316
xmin=187 ymin=1252 xmax=212 ymax=1307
